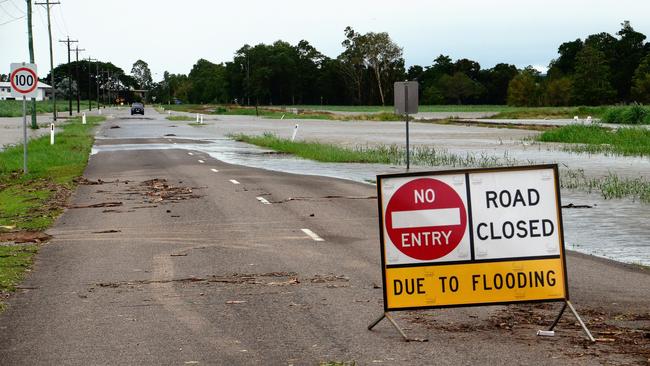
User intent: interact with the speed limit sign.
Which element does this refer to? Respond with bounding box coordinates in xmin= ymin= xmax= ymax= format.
xmin=10 ymin=63 xmax=38 ymax=98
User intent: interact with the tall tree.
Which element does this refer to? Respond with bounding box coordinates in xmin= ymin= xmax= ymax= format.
xmin=507 ymin=67 xmax=541 ymax=107
xmin=131 ymin=60 xmax=153 ymax=90
xmin=572 ymin=46 xmax=616 ymax=105
xmin=359 ymin=31 xmax=404 ymax=105
xmin=612 ymin=21 xmax=648 ymax=101
xmin=631 ymin=53 xmax=650 ymax=103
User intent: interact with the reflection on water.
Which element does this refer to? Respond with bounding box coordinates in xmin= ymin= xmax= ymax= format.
xmin=92 ymin=138 xmax=650 ymax=267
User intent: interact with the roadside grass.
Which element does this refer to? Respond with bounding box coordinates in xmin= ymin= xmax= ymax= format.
xmin=492 ymin=106 xmax=611 ymax=120
xmin=0 ymin=99 xmax=80 ymax=117
xmin=538 ymin=124 xmax=650 ymax=156
xmin=0 ymin=115 xmax=104 ymax=304
xmin=188 ymin=122 xmax=206 ymax=127
xmin=165 ymin=115 xmax=194 ymax=121
xmin=600 ymin=105 xmax=650 ymax=124
xmin=0 ymin=245 xmax=38 ymax=292
xmin=293 ymin=105 xmax=516 ymax=113
xmin=230 ymin=132 xmax=522 ymax=168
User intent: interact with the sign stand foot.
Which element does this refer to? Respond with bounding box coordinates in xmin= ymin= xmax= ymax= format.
xmin=368 ymin=313 xmax=427 ymax=342
xmin=546 ymin=300 xmax=595 ymax=342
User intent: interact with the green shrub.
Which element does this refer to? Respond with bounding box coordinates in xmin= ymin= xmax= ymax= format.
xmin=601 ymin=105 xmax=650 ymax=124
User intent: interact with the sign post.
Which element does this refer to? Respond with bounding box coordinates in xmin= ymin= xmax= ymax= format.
xmin=10 ymin=63 xmax=39 ymax=175
xmin=394 ymin=81 xmax=418 ymax=170
xmin=369 ymin=164 xmax=594 ymax=342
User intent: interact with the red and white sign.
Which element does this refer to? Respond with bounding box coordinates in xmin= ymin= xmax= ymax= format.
xmin=381 ymin=175 xmax=471 ymax=265
xmin=9 ymin=63 xmax=38 ymax=98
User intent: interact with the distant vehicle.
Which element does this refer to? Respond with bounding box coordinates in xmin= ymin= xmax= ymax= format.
xmin=131 ymin=102 xmax=144 ymax=115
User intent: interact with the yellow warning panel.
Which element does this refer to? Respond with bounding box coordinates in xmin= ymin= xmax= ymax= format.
xmin=385 ymin=258 xmax=566 ymax=310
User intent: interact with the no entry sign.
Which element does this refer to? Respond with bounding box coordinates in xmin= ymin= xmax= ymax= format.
xmin=377 ymin=165 xmax=568 ymax=310
xmin=10 ymin=63 xmax=38 ymax=98
xmin=385 ymin=178 xmax=467 ymax=261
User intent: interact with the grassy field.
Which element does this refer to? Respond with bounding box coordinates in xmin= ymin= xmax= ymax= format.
xmin=165 ymin=115 xmax=194 ymax=121
xmin=538 ymin=125 xmax=650 ymax=156
xmin=0 ymin=115 xmax=104 ymax=304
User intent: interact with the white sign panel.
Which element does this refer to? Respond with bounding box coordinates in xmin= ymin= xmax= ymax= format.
xmin=10 ymin=63 xmax=38 ymax=98
xmin=469 ymin=168 xmax=560 ymax=259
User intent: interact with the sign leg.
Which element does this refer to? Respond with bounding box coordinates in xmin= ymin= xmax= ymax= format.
xmin=367 ymin=313 xmax=385 ymax=330
xmin=22 ymin=96 xmax=28 ymax=175
xmin=368 ymin=312 xmax=426 ymax=342
xmin=546 ymin=301 xmax=595 ymax=342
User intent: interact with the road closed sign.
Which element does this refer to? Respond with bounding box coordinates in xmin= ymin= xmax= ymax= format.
xmin=10 ymin=63 xmax=38 ymax=99
xmin=377 ymin=165 xmax=568 ymax=311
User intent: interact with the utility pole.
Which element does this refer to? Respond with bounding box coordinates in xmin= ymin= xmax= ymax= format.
xmin=26 ymin=0 xmax=38 ymax=129
xmin=73 ymin=45 xmax=85 ymax=113
xmin=35 ymin=0 xmax=60 ymax=122
xmin=59 ymin=37 xmax=78 ymax=116
xmin=87 ymin=57 xmax=97 ymax=111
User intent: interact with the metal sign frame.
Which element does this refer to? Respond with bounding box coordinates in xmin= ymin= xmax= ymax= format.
xmin=369 ymin=164 xmax=594 ymax=342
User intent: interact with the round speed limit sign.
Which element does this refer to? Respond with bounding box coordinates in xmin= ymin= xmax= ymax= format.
xmin=9 ymin=63 xmax=38 ymax=98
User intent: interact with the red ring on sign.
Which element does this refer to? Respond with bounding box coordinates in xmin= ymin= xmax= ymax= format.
xmin=10 ymin=67 xmax=38 ymax=94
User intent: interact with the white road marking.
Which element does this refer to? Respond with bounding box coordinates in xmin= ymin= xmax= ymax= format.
xmin=188 ymin=152 xmax=194 ymax=156
xmin=229 ymin=179 xmax=240 ymax=185
xmin=391 ymin=208 xmax=460 ymax=229
xmin=256 ymin=197 xmax=271 ymax=205
xmin=211 ymin=168 xmax=219 ymax=173
xmin=301 ymin=228 xmax=324 ymax=242
xmin=198 ymin=160 xmax=205 ymax=164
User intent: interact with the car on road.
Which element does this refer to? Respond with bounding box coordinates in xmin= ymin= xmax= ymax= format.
xmin=131 ymin=102 xmax=144 ymax=115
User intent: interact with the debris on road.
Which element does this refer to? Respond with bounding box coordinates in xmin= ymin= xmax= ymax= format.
xmin=226 ymin=300 xmax=247 ymax=305
xmin=140 ymin=178 xmax=201 ymax=203
xmin=68 ymin=202 xmax=123 ymax=209
xmin=91 ymin=230 xmax=121 ymax=234
xmin=0 ymin=231 xmax=51 ymax=244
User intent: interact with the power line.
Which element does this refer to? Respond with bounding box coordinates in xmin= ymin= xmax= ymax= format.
xmin=56 ymin=2 xmax=67 ymax=34
xmin=0 ymin=2 xmax=20 ymax=19
xmin=8 ymin=0 xmax=25 ymax=14
xmin=0 ymin=13 xmax=23 ymax=25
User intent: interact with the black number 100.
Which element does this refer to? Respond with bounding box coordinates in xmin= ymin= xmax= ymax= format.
xmin=15 ymin=74 xmax=34 ymax=87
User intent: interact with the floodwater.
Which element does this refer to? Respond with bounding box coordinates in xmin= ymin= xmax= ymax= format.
xmin=92 ymin=137 xmax=650 ymax=267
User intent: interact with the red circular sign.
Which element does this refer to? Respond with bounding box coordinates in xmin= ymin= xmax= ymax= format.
xmin=385 ymin=178 xmax=467 ymax=260
xmin=10 ymin=67 xmax=38 ymax=94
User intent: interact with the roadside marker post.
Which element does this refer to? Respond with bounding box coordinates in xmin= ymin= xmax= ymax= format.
xmin=10 ymin=63 xmax=39 ymax=175
xmin=200 ymin=114 xmax=204 ymax=124
xmin=82 ymin=112 xmax=87 ymax=124
xmin=196 ymin=113 xmax=200 ymax=123
xmin=369 ymin=165 xmax=594 ymax=342
xmin=291 ymin=124 xmax=299 ymax=141
xmin=394 ymin=81 xmax=418 ymax=170
xmin=50 ymin=123 xmax=55 ymax=145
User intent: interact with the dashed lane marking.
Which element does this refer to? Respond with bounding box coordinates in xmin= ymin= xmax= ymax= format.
xmin=198 ymin=160 xmax=205 ymax=164
xmin=211 ymin=169 xmax=219 ymax=173
xmin=188 ymin=152 xmax=194 ymax=156
xmin=229 ymin=179 xmax=240 ymax=185
xmin=256 ymin=197 xmax=271 ymax=205
xmin=301 ymin=228 xmax=325 ymax=242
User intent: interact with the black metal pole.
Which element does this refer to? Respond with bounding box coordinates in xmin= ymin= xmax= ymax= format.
xmin=405 ymin=83 xmax=410 ymax=170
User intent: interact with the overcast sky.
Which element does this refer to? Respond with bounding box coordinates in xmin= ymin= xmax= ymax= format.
xmin=2 ymin=0 xmax=650 ymax=81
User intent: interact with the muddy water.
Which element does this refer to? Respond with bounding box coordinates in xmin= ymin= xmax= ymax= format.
xmin=92 ymin=138 xmax=650 ymax=267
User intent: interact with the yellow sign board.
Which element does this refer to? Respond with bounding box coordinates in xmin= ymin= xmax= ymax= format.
xmin=377 ymin=165 xmax=569 ymax=311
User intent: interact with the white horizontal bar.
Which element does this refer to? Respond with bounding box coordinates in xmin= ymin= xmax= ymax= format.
xmin=301 ymin=228 xmax=324 ymax=242
xmin=256 ymin=196 xmax=271 ymax=205
xmin=198 ymin=160 xmax=205 ymax=164
xmin=188 ymin=152 xmax=194 ymax=156
xmin=391 ymin=208 xmax=460 ymax=229
xmin=210 ymin=168 xmax=219 ymax=173
xmin=229 ymin=179 xmax=240 ymax=185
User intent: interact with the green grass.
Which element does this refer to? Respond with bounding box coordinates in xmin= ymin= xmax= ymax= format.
xmin=492 ymin=106 xmax=612 ymax=120
xmin=0 ymin=99 xmax=90 ymax=117
xmin=0 ymin=115 xmax=105 ymax=230
xmin=0 ymin=115 xmax=103 ymax=308
xmin=601 ymin=105 xmax=650 ymax=124
xmin=561 ymin=169 xmax=650 ymax=203
xmin=0 ymin=245 xmax=38 ymax=293
xmin=294 ymin=104 xmax=515 ymax=113
xmin=165 ymin=115 xmax=194 ymax=121
xmin=538 ymin=124 xmax=650 ymax=156
xmin=230 ymin=132 xmax=522 ymax=168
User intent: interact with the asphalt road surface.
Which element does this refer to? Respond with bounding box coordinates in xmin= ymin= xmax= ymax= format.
xmin=1 ymin=109 xmax=648 ymax=365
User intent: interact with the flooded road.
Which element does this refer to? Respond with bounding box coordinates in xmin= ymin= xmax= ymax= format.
xmin=93 ymin=135 xmax=650 ymax=267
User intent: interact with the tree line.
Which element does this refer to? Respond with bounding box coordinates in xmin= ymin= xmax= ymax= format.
xmin=17 ymin=21 xmax=650 ymax=107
